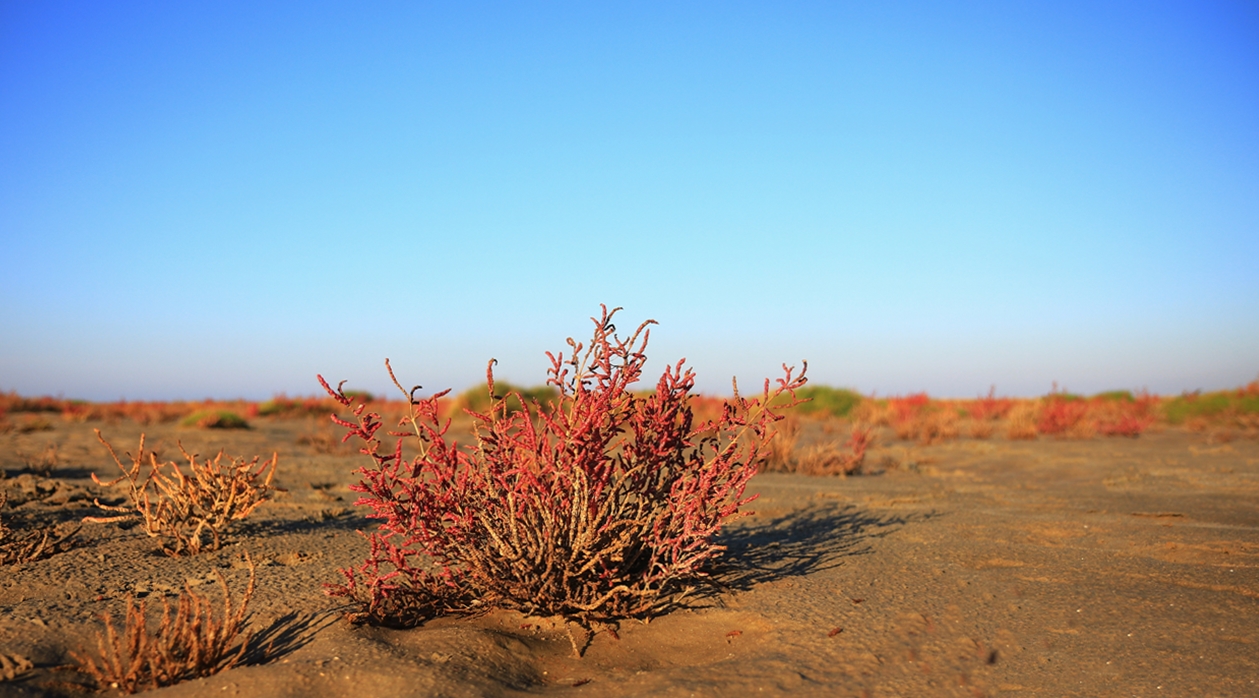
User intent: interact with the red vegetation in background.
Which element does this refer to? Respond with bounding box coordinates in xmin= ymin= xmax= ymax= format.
xmin=1094 ymin=391 xmax=1159 ymax=438
xmin=1036 ymin=394 xmax=1090 ymax=436
xmin=318 ymin=306 xmax=807 ymax=632
xmin=965 ymin=388 xmax=1015 ymax=422
xmin=889 ymin=393 xmax=930 ymax=425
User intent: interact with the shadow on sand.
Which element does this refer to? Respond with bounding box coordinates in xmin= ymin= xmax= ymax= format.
xmin=711 ymin=502 xmax=931 ymax=591
xmin=246 ymin=610 xmax=341 ymax=664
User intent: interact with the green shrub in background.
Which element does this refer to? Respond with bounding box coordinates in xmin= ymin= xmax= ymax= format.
xmin=1092 ymin=390 xmax=1135 ymax=402
xmin=256 ymin=396 xmax=337 ymax=418
xmin=1162 ymin=391 xmax=1259 ymax=424
xmin=451 ymin=382 xmax=559 ymax=416
xmin=180 ymin=410 xmax=250 ymax=429
xmin=773 ymin=385 xmax=862 ymax=418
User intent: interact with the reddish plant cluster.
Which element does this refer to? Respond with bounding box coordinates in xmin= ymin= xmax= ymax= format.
xmin=964 ymin=388 xmax=1015 ymax=422
xmin=883 ymin=393 xmax=959 ymax=444
xmin=889 ymin=393 xmax=930 ymax=425
xmin=1036 ymin=395 xmax=1090 ymax=436
xmin=1093 ymin=392 xmax=1158 ymax=438
xmin=319 ymin=306 xmax=806 ymax=629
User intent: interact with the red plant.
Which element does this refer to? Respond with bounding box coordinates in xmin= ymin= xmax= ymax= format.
xmin=1095 ymin=391 xmax=1158 ymax=437
xmin=319 ymin=306 xmax=806 ymax=630
xmin=1095 ymin=415 xmax=1149 ymax=437
xmin=965 ymin=387 xmax=1014 ymax=422
xmin=889 ymin=393 xmax=930 ymax=424
xmin=1037 ymin=396 xmax=1089 ymax=436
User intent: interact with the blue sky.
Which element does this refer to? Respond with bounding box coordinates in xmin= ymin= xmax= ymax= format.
xmin=2 ymin=1 xmax=1257 ymax=400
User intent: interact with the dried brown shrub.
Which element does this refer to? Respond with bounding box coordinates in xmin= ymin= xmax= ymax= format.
xmin=917 ymin=409 xmax=959 ymax=444
xmin=1005 ymin=402 xmax=1038 ymax=440
xmin=17 ymin=443 xmax=59 ymax=476
xmin=74 ymin=556 xmax=256 ymax=693
xmin=968 ymin=419 xmax=995 ymax=439
xmin=0 ymin=492 xmax=78 ymax=565
xmin=765 ymin=412 xmax=802 ymax=471
xmin=796 ymin=424 xmax=876 ymax=476
xmin=88 ymin=431 xmax=279 ymax=556
xmin=296 ymin=424 xmax=348 ymax=454
xmin=850 ymin=400 xmax=893 ymax=427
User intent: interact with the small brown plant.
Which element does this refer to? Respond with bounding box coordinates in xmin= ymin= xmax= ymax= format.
xmin=296 ymin=423 xmax=348 ymax=454
xmin=765 ymin=413 xmax=802 ymax=471
xmin=968 ymin=419 xmax=995 ymax=439
xmin=88 ymin=431 xmax=279 ymax=556
xmin=17 ymin=442 xmax=60 ymax=476
xmin=74 ymin=555 xmax=256 ymax=693
xmin=1005 ymin=402 xmax=1039 ymax=440
xmin=796 ymin=424 xmax=876 ymax=476
xmin=0 ymin=492 xmax=78 ymax=565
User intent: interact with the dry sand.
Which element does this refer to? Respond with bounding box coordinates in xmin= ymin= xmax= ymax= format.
xmin=1 ymin=418 xmax=1256 ymax=697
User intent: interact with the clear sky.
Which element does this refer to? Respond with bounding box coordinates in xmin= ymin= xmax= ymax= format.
xmin=2 ymin=1 xmax=1257 ymax=401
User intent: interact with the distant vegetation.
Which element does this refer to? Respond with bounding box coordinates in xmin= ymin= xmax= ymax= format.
xmin=1162 ymin=386 xmax=1259 ymax=424
xmin=3 ymin=378 xmax=1257 ymax=442
xmin=447 ymin=382 xmax=559 ymax=417
xmin=774 ymin=385 xmax=864 ymax=418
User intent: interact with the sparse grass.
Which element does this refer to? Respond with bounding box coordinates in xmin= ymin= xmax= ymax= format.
xmin=88 ymin=431 xmax=279 ymax=556
xmin=17 ymin=442 xmax=60 ymax=476
xmin=74 ymin=555 xmax=256 ymax=694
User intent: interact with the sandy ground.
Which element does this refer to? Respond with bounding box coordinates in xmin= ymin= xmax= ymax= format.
xmin=1 ymin=418 xmax=1256 ymax=697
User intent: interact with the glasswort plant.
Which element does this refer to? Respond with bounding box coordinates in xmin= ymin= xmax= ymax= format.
xmin=320 ymin=306 xmax=806 ymax=633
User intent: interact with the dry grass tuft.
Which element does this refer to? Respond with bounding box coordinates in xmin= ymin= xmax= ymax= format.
xmin=0 ymin=492 xmax=78 ymax=565
xmin=968 ymin=419 xmax=995 ymax=439
xmin=765 ymin=413 xmax=803 ymax=471
xmin=795 ymin=424 xmax=876 ymax=476
xmin=88 ymin=431 xmax=279 ymax=556
xmin=1005 ymin=403 xmax=1039 ymax=440
xmin=296 ymin=424 xmax=348 ymax=454
xmin=74 ymin=555 xmax=256 ymax=693
xmin=17 ymin=442 xmax=60 ymax=476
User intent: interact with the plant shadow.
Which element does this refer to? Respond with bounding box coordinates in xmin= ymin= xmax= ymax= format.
xmin=709 ymin=502 xmax=929 ymax=591
xmin=236 ymin=512 xmax=372 ymax=538
xmin=246 ymin=609 xmax=340 ymax=664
